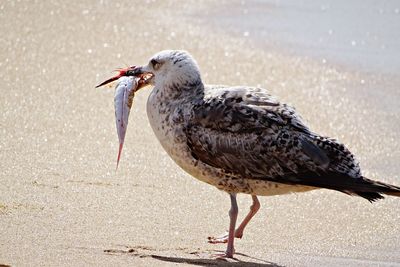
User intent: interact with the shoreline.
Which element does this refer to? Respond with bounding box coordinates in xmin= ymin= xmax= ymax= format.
xmin=194 ymin=0 xmax=400 ymax=76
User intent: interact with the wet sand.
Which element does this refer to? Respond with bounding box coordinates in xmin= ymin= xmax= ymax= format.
xmin=0 ymin=1 xmax=399 ymax=266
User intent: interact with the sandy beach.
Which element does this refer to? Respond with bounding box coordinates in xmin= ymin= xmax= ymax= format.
xmin=1 ymin=1 xmax=399 ymax=266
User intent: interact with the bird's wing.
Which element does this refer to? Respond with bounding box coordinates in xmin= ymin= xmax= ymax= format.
xmin=186 ymin=86 xmax=363 ymax=189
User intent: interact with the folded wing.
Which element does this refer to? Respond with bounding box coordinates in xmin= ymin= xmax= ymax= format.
xmin=185 ymin=86 xmax=398 ymax=201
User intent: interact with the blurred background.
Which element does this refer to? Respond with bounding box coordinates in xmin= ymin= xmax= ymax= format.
xmin=1 ymin=1 xmax=399 ymax=266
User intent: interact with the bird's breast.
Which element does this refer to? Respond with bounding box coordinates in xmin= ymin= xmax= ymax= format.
xmin=145 ymin=88 xmax=221 ymax=186
xmin=146 ymin=88 xmax=187 ymax=156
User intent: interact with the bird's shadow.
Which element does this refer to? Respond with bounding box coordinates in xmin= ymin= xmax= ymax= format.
xmin=151 ymin=253 xmax=281 ymax=267
xmin=104 ymin=246 xmax=282 ymax=267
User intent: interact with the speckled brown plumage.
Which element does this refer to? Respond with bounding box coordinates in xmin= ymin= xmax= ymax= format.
xmin=184 ymin=85 xmax=400 ymax=201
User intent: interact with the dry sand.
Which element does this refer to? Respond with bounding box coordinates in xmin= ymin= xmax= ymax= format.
xmin=1 ymin=1 xmax=399 ymax=266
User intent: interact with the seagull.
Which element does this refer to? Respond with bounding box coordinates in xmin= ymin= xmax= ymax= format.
xmin=99 ymin=50 xmax=400 ymax=258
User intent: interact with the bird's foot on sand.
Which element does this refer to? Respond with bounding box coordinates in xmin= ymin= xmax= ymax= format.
xmin=208 ymin=230 xmax=243 ymax=244
xmin=212 ymin=250 xmax=236 ymax=260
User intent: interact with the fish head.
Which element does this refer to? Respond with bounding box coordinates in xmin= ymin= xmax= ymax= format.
xmin=95 ymin=65 xmax=153 ymax=90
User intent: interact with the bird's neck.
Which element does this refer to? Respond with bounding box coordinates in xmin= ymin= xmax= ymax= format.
xmin=153 ymin=79 xmax=205 ymax=102
xmin=147 ymin=81 xmax=204 ymax=155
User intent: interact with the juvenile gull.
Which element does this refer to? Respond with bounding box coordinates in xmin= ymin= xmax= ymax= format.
xmin=104 ymin=50 xmax=400 ymax=258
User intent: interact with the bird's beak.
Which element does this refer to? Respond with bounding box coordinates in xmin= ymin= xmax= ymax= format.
xmin=95 ymin=65 xmax=154 ymax=90
xmin=128 ymin=65 xmax=155 ymax=89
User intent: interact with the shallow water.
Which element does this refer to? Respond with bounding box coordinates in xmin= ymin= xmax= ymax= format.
xmin=203 ymin=0 xmax=400 ymax=74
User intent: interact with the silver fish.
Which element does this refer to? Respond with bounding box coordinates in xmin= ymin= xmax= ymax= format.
xmin=114 ymin=76 xmax=138 ymax=169
xmin=96 ymin=66 xmax=152 ymax=169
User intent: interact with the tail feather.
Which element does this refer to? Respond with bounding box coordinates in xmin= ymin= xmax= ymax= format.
xmin=353 ymin=191 xmax=384 ymax=202
xmin=350 ymin=176 xmax=400 ymax=202
xmin=283 ymin=171 xmax=400 ymax=202
xmin=385 ymin=191 xmax=400 ymax=197
xmin=360 ymin=177 xmax=400 ymax=200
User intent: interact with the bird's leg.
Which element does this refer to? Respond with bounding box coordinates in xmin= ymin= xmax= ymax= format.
xmin=208 ymin=195 xmax=260 ymax=244
xmin=225 ymin=193 xmax=238 ymax=258
xmin=234 ymin=195 xmax=260 ymax=238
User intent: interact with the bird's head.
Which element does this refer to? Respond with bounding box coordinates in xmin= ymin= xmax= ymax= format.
xmin=138 ymin=50 xmax=202 ymax=88
xmin=96 ymin=50 xmax=202 ymax=91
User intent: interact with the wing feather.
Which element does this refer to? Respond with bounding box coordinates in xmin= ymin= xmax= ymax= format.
xmin=186 ymin=86 xmax=361 ymax=185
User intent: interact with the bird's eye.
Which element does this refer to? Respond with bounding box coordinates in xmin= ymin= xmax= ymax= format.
xmin=151 ymin=59 xmax=162 ymax=70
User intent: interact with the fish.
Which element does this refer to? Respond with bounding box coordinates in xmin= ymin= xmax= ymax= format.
xmin=96 ymin=66 xmax=153 ymax=169
xmin=114 ymin=76 xmax=138 ymax=169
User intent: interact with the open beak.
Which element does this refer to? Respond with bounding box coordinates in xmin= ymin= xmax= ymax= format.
xmin=95 ymin=65 xmax=153 ymax=90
